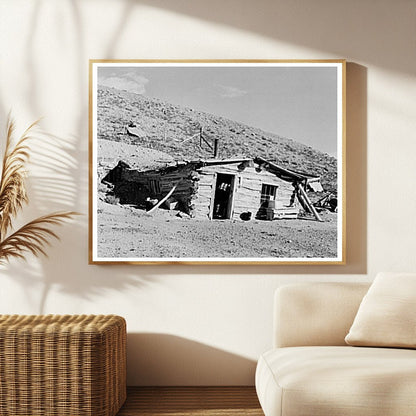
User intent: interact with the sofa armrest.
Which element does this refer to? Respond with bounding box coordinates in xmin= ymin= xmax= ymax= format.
xmin=274 ymin=282 xmax=370 ymax=348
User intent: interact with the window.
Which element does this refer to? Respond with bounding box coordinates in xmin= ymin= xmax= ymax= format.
xmin=260 ymin=184 xmax=278 ymax=205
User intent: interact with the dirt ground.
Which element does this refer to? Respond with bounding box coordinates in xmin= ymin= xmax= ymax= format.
xmin=97 ymin=200 xmax=338 ymax=260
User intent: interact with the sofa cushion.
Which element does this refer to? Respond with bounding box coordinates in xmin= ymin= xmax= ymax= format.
xmin=345 ymin=272 xmax=416 ymax=348
xmin=256 ymin=346 xmax=416 ymax=416
xmin=274 ymin=283 xmax=370 ymax=348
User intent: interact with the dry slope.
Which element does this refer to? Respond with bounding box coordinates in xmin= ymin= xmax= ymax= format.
xmin=97 ymin=86 xmax=338 ymax=192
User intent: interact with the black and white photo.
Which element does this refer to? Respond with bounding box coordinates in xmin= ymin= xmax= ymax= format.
xmin=89 ymin=60 xmax=345 ymax=264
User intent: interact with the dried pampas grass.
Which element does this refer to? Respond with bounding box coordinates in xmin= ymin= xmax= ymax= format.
xmin=0 ymin=116 xmax=78 ymax=264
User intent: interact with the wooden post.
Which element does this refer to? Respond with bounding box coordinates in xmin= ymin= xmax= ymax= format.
xmin=214 ymin=138 xmax=219 ymax=158
xmin=297 ymin=183 xmax=323 ymax=222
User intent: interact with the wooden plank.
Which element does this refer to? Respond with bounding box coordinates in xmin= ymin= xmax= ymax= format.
xmin=193 ymin=199 xmax=211 ymax=206
xmin=297 ymin=183 xmax=323 ymax=222
xmin=236 ymin=190 xmax=261 ymax=198
xmin=233 ymin=199 xmax=260 ymax=208
xmin=161 ymin=182 xmax=191 ymax=191
xmin=274 ymin=212 xmax=299 ymax=219
xmin=199 ymin=167 xmax=293 ymax=187
xmin=240 ymin=185 xmax=261 ymax=192
xmin=235 ymin=200 xmax=260 ymax=208
xmin=198 ymin=171 xmax=217 ymax=176
xmin=233 ymin=202 xmax=259 ymax=208
xmin=198 ymin=177 xmax=215 ymax=186
xmin=193 ymin=204 xmax=210 ymax=212
xmin=197 ymin=189 xmax=214 ymax=199
xmin=235 ymin=194 xmax=259 ymax=202
xmin=193 ymin=198 xmax=211 ymax=205
xmin=117 ymin=386 xmax=263 ymax=416
xmin=147 ymin=184 xmax=179 ymax=214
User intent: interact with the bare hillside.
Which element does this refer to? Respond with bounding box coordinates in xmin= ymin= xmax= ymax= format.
xmin=97 ymin=86 xmax=338 ymax=192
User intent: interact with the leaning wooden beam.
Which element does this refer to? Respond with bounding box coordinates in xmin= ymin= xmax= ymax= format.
xmin=255 ymin=157 xmax=304 ymax=180
xmin=314 ymin=192 xmax=332 ymax=206
xmin=201 ymin=135 xmax=213 ymax=150
xmin=181 ymin=132 xmax=200 ymax=144
xmin=297 ymin=183 xmax=323 ymax=222
xmin=147 ymin=184 xmax=179 ymax=214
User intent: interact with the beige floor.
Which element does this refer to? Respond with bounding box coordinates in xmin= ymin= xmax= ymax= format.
xmin=117 ymin=386 xmax=263 ymax=416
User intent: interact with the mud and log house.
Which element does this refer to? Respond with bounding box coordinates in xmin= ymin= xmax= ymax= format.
xmin=103 ymin=157 xmax=323 ymax=221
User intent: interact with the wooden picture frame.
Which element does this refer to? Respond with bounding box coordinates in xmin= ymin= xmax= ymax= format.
xmin=89 ymin=60 xmax=346 ymax=265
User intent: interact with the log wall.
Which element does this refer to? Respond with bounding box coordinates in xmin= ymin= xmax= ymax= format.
xmin=119 ymin=165 xmax=197 ymax=211
xmin=117 ymin=161 xmax=300 ymax=220
xmin=192 ymin=163 xmax=299 ymax=220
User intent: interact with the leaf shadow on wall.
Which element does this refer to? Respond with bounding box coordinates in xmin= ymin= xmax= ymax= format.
xmin=134 ymin=0 xmax=413 ymax=76
xmin=0 ymin=0 xmax=168 ymax=313
xmin=126 ymin=333 xmax=257 ymax=386
xmin=0 ymin=127 xmax=158 ymax=314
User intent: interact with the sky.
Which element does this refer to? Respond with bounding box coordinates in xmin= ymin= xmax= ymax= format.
xmin=97 ymin=63 xmax=340 ymax=156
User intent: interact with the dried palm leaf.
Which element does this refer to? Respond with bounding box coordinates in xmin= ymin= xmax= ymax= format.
xmin=0 ymin=115 xmax=79 ymax=264
xmin=0 ymin=212 xmax=78 ymax=264
xmin=0 ymin=117 xmax=38 ymax=238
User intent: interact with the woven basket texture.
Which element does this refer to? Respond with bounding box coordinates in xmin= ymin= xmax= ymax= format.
xmin=0 ymin=314 xmax=126 ymax=416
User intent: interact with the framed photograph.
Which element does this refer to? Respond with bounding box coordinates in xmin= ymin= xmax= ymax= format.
xmin=89 ymin=60 xmax=345 ymax=264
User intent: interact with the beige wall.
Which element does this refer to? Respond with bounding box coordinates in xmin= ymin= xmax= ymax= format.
xmin=0 ymin=0 xmax=415 ymax=385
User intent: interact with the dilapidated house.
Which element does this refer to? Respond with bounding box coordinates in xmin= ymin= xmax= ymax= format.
xmin=102 ymin=156 xmax=323 ymax=221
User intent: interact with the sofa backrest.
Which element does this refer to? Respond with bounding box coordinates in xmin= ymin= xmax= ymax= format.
xmin=273 ymin=282 xmax=370 ymax=348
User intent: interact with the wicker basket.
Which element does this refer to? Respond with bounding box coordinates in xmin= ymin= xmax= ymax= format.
xmin=0 ymin=314 xmax=126 ymax=416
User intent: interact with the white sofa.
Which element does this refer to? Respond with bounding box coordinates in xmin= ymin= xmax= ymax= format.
xmin=255 ymin=282 xmax=416 ymax=416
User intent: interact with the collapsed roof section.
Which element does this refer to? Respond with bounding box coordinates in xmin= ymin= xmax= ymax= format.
xmin=108 ymin=155 xmax=324 ymax=192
